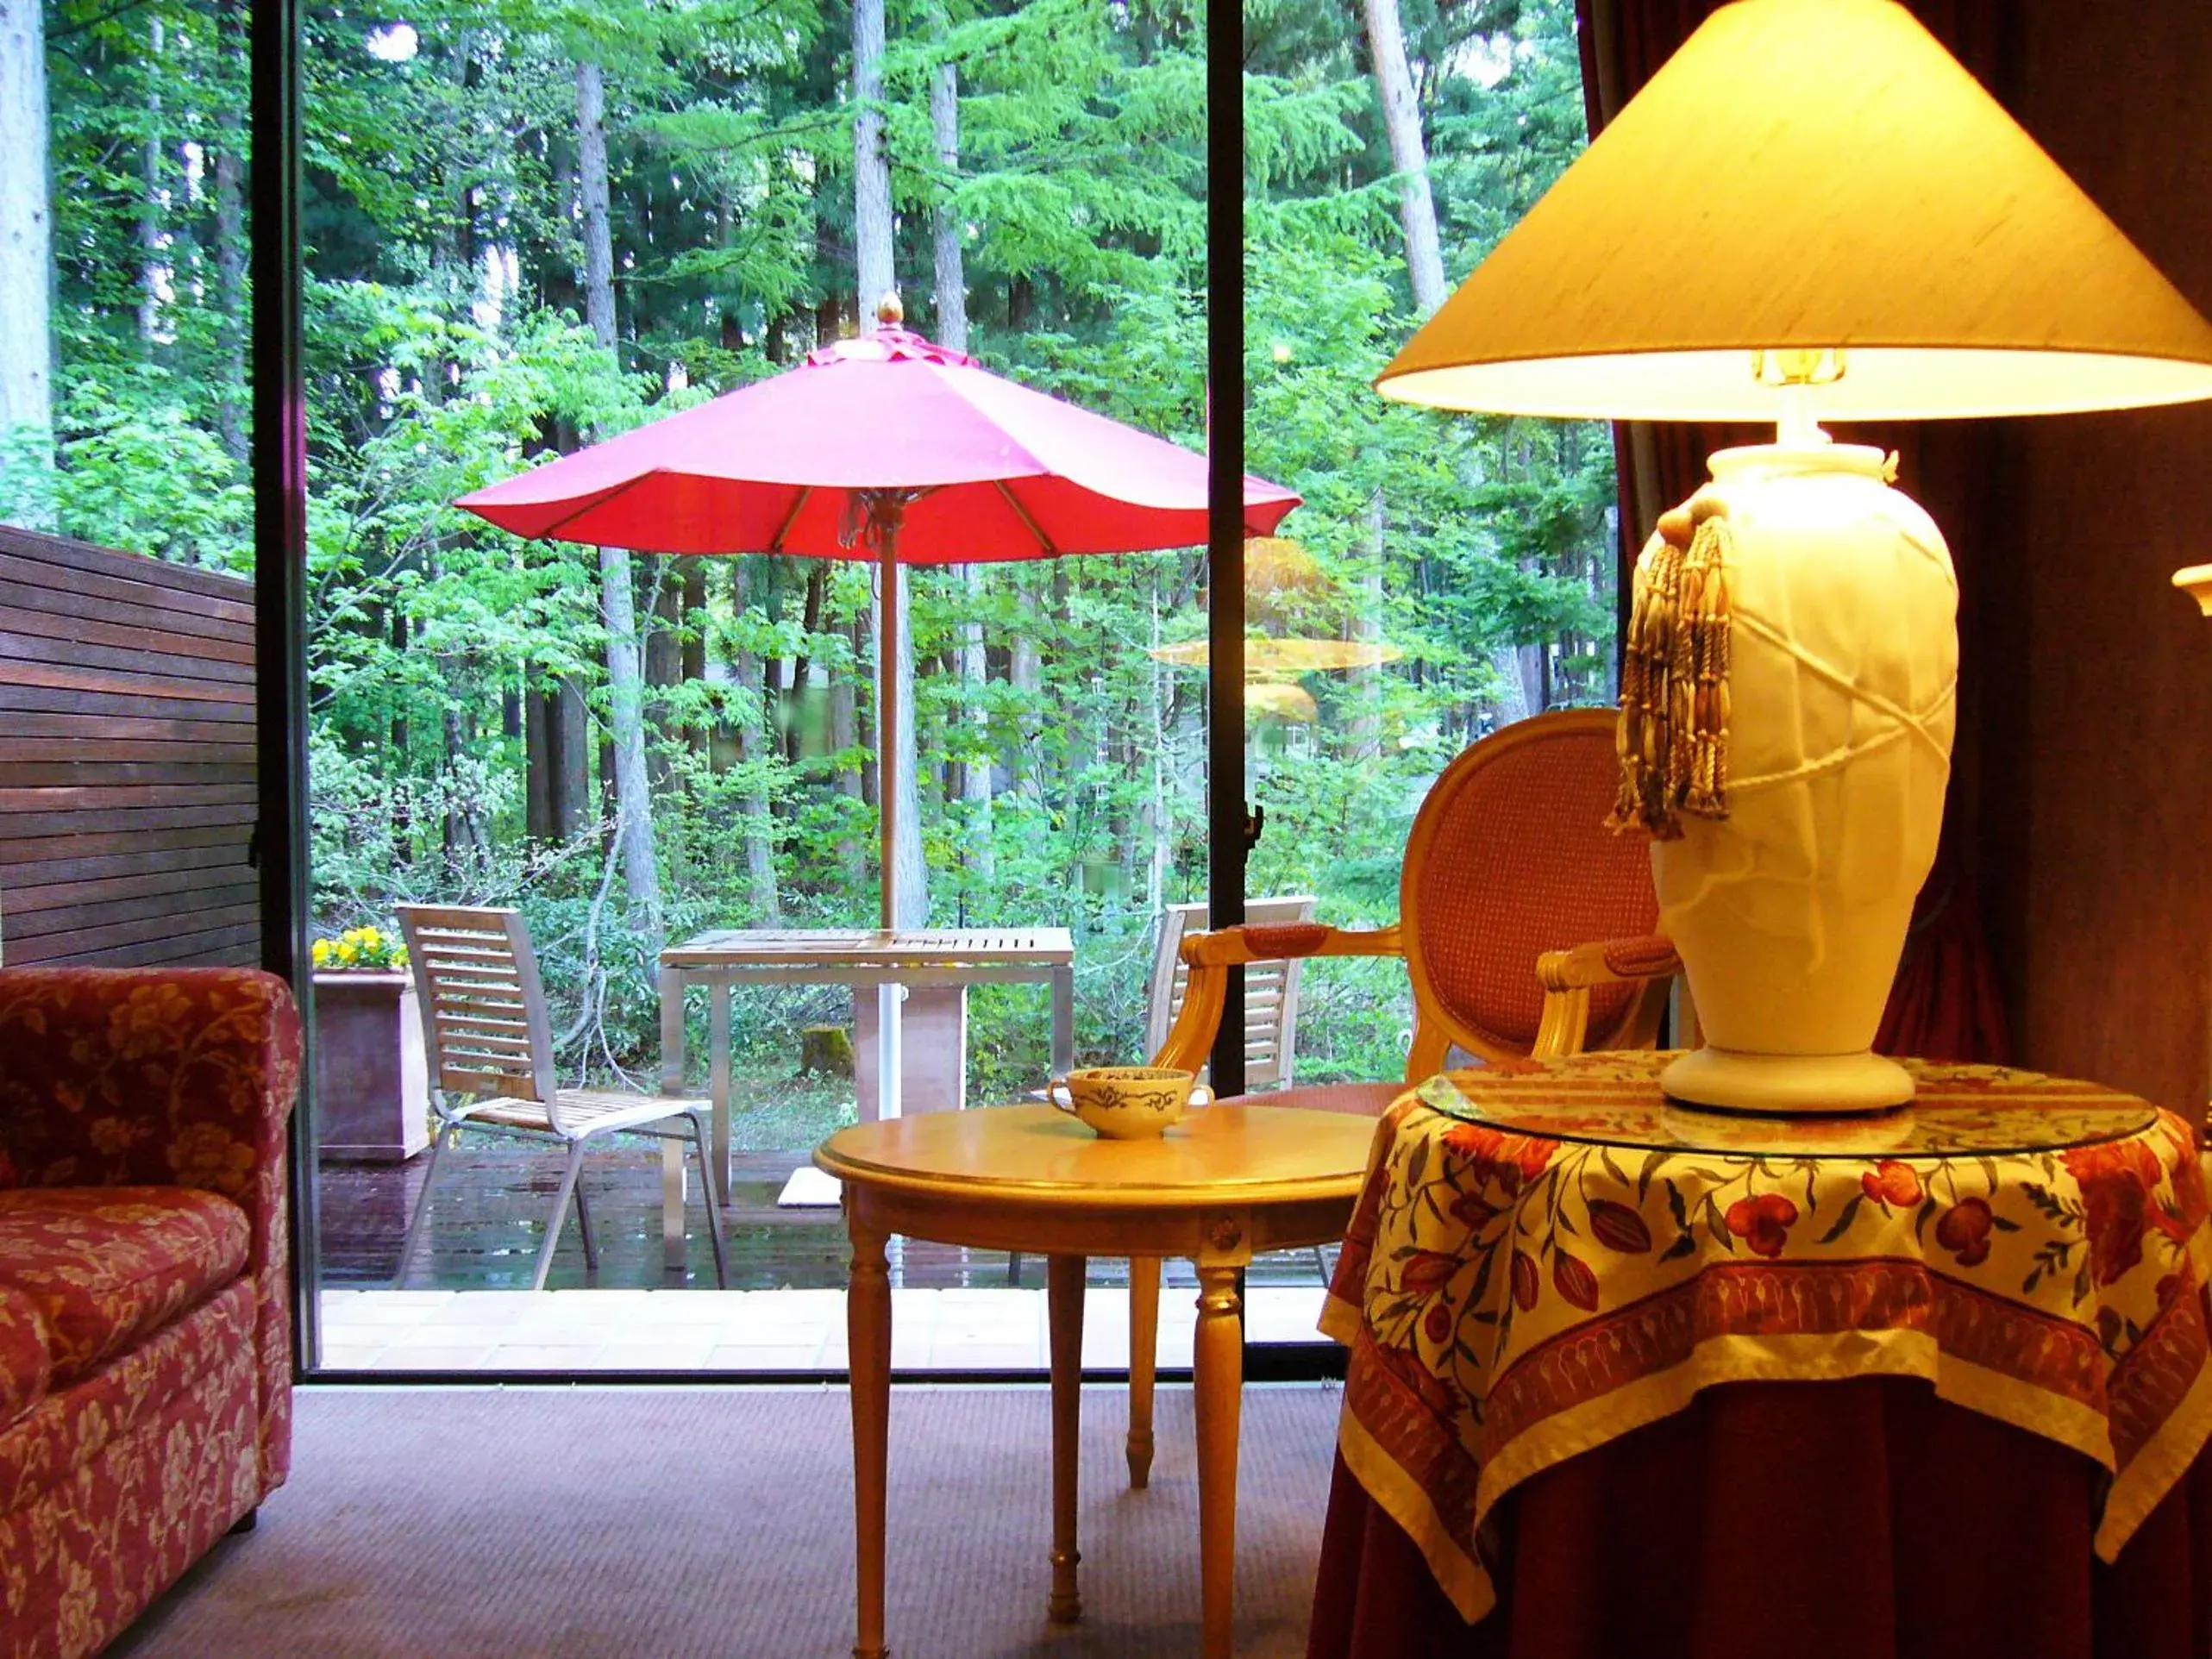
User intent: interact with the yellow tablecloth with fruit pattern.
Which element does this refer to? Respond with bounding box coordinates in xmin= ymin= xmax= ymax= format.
xmin=1319 ymin=1051 xmax=2212 ymax=1624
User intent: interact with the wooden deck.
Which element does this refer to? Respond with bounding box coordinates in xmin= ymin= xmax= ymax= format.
xmin=316 ymin=1141 xmax=1335 ymax=1294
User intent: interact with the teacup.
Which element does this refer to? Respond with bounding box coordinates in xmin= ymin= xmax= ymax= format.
xmin=1047 ymin=1066 xmax=1197 ymax=1139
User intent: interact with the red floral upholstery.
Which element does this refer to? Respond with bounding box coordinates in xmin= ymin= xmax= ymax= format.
xmin=0 ymin=1289 xmax=49 ymax=1433
xmin=0 ymin=967 xmax=298 ymax=1658
xmin=1409 ymin=717 xmax=1657 ymax=1054
xmin=0 ymin=1279 xmax=256 ymax=1519
xmin=0 ymin=1286 xmax=261 ymax=1652
xmin=0 ymin=1188 xmax=249 ymax=1388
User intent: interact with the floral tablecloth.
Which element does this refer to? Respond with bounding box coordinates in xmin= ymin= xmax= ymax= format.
xmin=1320 ymin=1052 xmax=2212 ymax=1624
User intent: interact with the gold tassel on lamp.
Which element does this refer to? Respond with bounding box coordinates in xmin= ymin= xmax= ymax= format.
xmin=1611 ymin=499 xmax=1733 ymax=840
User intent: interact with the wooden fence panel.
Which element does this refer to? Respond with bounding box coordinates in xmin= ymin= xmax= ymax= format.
xmin=0 ymin=527 xmax=260 ymax=968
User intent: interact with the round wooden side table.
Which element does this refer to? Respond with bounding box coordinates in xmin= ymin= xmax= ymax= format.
xmin=815 ymin=1101 xmax=1375 ymax=1659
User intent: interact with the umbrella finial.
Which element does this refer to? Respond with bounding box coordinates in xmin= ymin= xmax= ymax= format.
xmin=874 ymin=290 xmax=905 ymax=329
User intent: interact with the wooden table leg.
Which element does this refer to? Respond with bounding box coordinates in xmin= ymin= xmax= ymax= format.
xmin=1047 ymin=1254 xmax=1086 ymax=1624
xmin=848 ymin=1212 xmax=893 ymax=1659
xmin=1126 ymin=1255 xmax=1160 ymax=1488
xmin=1193 ymin=1258 xmax=1244 ymax=1659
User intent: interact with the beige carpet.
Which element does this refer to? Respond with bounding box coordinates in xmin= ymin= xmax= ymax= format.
xmin=113 ymin=1382 xmax=1344 ymax=1658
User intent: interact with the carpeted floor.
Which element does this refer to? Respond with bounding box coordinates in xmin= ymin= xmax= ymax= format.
xmin=113 ymin=1382 xmax=1344 ymax=1657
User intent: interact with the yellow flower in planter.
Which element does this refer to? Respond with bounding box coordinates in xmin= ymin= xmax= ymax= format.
xmin=314 ymin=925 xmax=409 ymax=972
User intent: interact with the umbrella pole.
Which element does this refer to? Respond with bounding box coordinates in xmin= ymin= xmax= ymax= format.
xmin=879 ymin=530 xmax=899 ymax=931
xmin=875 ymin=529 xmax=904 ymax=1121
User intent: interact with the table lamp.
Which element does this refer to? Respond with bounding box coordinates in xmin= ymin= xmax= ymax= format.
xmin=1379 ymin=0 xmax=2212 ymax=1113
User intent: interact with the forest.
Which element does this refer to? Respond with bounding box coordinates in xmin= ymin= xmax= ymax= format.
xmin=0 ymin=0 xmax=1617 ymax=1117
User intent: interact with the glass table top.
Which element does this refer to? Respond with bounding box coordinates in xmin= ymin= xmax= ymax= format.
xmin=1415 ymin=1054 xmax=2161 ymax=1159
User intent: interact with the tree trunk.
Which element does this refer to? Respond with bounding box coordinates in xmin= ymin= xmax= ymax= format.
xmin=1010 ymin=587 xmax=1041 ymax=798
xmin=727 ymin=561 xmax=780 ymax=920
xmin=644 ymin=558 xmax=682 ymax=791
xmin=852 ymin=0 xmax=895 ymax=310
xmin=136 ymin=17 xmax=166 ymax=347
xmin=554 ymin=679 xmax=589 ymax=836
xmin=600 ymin=546 xmax=663 ymax=951
xmin=1144 ymin=573 xmax=1169 ymax=910
xmin=929 ymin=60 xmax=967 ymax=352
xmin=1361 ymin=0 xmax=1446 ymax=317
xmin=578 ymin=62 xmax=617 ymax=347
xmin=1350 ymin=491 xmax=1386 ymax=761
xmin=526 ymin=691 xmax=554 ymax=841
xmin=211 ymin=2 xmax=248 ymax=467
xmin=578 ymin=58 xmax=662 ymax=956
xmin=932 ymin=55 xmax=994 ymax=885
xmin=680 ymin=557 xmax=706 ymax=760
xmin=787 ymin=562 xmax=824 ymax=763
xmin=0 ymin=0 xmax=54 ymax=528
xmin=830 ymin=618 xmax=865 ymax=886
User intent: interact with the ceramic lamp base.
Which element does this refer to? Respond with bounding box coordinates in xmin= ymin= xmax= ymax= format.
xmin=1660 ymin=1045 xmax=1914 ymax=1115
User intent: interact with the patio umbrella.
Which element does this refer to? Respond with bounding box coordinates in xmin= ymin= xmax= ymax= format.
xmin=457 ymin=304 xmax=1300 ymax=929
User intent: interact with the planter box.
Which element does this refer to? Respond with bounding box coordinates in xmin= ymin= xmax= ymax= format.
xmin=313 ymin=971 xmax=430 ymax=1161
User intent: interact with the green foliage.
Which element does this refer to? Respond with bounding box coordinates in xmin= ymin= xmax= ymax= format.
xmin=29 ymin=0 xmax=1617 ymax=1105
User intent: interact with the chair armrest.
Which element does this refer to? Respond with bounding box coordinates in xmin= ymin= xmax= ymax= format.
xmin=1532 ymin=935 xmax=1682 ymax=1060
xmin=1153 ymin=923 xmax=1403 ymax=1074
xmin=0 ymin=967 xmax=301 ymax=1198
xmin=1178 ymin=922 xmax=1401 ymax=971
xmin=1536 ymin=934 xmax=1682 ymax=992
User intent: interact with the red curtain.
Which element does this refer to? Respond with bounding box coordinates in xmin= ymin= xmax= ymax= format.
xmin=1575 ymin=0 xmax=2012 ymax=1064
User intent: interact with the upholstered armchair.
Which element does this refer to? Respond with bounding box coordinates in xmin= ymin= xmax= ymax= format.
xmin=0 ymin=967 xmax=301 ymax=1656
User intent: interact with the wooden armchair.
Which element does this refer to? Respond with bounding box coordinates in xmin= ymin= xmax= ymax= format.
xmin=1124 ymin=708 xmax=1670 ymax=1486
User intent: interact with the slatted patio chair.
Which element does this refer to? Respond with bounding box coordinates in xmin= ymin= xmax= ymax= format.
xmin=1145 ymin=896 xmax=1315 ymax=1092
xmin=393 ymin=905 xmax=727 ymax=1292
xmin=1117 ymin=708 xmax=1672 ymax=1486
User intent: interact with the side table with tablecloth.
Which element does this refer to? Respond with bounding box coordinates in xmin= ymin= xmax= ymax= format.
xmin=1308 ymin=1052 xmax=2212 ymax=1659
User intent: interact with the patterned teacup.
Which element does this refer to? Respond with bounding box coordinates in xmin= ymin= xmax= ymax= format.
xmin=1048 ymin=1066 xmax=1196 ymax=1139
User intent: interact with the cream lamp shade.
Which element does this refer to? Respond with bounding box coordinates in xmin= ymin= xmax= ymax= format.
xmin=1376 ymin=0 xmax=2212 ymax=421
xmin=1378 ymin=0 xmax=2212 ymax=1114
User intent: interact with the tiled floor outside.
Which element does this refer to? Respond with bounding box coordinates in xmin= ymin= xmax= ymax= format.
xmin=316 ymin=1283 xmax=1332 ymax=1372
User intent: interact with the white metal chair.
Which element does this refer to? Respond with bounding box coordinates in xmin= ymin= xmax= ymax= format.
xmin=1144 ymin=896 xmax=1315 ymax=1091
xmin=393 ymin=905 xmax=727 ymax=1292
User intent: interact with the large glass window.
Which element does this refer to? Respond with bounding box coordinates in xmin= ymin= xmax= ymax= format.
xmin=301 ymin=0 xmax=1229 ymax=1373
xmin=1238 ymin=0 xmax=1615 ymax=1090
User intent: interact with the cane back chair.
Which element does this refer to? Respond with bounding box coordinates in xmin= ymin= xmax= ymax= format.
xmin=394 ymin=905 xmax=727 ymax=1292
xmin=1118 ymin=707 xmax=1673 ymax=1487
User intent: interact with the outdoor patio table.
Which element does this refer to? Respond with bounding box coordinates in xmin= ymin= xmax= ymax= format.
xmin=658 ymin=928 xmax=1075 ymax=1208
xmin=815 ymin=1101 xmax=1375 ymax=1659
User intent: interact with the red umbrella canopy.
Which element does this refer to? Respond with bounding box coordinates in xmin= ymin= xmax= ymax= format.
xmin=454 ymin=325 xmax=1300 ymax=559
